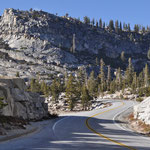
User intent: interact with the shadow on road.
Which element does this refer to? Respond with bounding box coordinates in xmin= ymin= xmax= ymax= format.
xmin=30 ymin=116 xmax=150 ymax=150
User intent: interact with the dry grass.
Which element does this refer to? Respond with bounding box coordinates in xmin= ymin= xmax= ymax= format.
xmin=128 ymin=113 xmax=150 ymax=134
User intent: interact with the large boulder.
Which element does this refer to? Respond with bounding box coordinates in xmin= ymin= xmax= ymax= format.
xmin=134 ymin=97 xmax=150 ymax=125
xmin=0 ymin=77 xmax=48 ymax=120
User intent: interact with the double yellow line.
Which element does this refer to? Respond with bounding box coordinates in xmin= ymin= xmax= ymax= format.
xmin=85 ymin=101 xmax=137 ymax=150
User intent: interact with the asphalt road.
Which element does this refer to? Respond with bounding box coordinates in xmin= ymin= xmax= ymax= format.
xmin=1 ymin=100 xmax=150 ymax=150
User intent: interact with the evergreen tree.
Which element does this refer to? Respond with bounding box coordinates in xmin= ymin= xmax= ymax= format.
xmin=134 ymin=24 xmax=139 ymax=33
xmin=30 ymin=78 xmax=41 ymax=93
xmin=109 ymin=20 xmax=114 ymax=31
xmin=115 ymin=68 xmax=122 ymax=91
xmin=83 ymin=16 xmax=90 ymax=25
xmin=87 ymin=71 xmax=97 ymax=97
xmin=119 ymin=22 xmax=122 ymax=32
xmin=125 ymin=58 xmax=134 ymax=87
xmin=110 ymin=79 xmax=116 ymax=94
xmin=65 ymin=13 xmax=69 ymax=18
xmin=131 ymin=72 xmax=137 ymax=93
xmin=115 ymin=20 xmax=119 ymax=33
xmin=65 ymin=74 xmax=77 ymax=110
xmin=92 ymin=18 xmax=95 ymax=26
xmin=103 ymin=22 xmax=105 ymax=28
xmin=81 ymin=84 xmax=91 ymax=110
xmin=99 ymin=18 xmax=102 ymax=28
xmin=107 ymin=65 xmax=111 ymax=91
xmin=144 ymin=64 xmax=149 ymax=87
xmin=41 ymin=80 xmax=49 ymax=96
xmin=99 ymin=59 xmax=105 ymax=92
xmin=127 ymin=23 xmax=131 ymax=32
xmin=123 ymin=22 xmax=127 ymax=31
xmin=138 ymin=71 xmax=144 ymax=88
xmin=146 ymin=26 xmax=150 ymax=32
xmin=142 ymin=26 xmax=146 ymax=33
xmin=51 ymin=79 xmax=60 ymax=101
xmin=96 ymin=20 xmax=98 ymax=28
xmin=16 ymin=72 xmax=20 ymax=77
xmin=76 ymin=68 xmax=86 ymax=99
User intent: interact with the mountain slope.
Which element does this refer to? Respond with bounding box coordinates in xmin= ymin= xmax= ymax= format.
xmin=0 ymin=8 xmax=150 ymax=79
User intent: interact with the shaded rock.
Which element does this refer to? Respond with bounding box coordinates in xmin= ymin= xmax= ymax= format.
xmin=0 ymin=77 xmax=48 ymax=120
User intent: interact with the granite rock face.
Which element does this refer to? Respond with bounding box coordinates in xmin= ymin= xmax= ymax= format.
xmin=0 ymin=77 xmax=48 ymax=120
xmin=0 ymin=8 xmax=149 ymax=79
xmin=134 ymin=97 xmax=150 ymax=125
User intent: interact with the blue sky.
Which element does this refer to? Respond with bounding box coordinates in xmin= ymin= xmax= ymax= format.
xmin=0 ymin=0 xmax=150 ymax=28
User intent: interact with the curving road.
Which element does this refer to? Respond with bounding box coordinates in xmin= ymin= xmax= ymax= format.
xmin=1 ymin=100 xmax=150 ymax=150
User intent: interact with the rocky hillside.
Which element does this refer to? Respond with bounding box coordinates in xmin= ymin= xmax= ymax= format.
xmin=0 ymin=8 xmax=150 ymax=80
xmin=0 ymin=77 xmax=48 ymax=120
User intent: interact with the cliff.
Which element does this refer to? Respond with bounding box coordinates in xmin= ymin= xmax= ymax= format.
xmin=0 ymin=77 xmax=48 ymax=120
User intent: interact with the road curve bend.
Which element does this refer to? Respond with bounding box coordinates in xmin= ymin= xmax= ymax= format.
xmin=1 ymin=100 xmax=150 ymax=150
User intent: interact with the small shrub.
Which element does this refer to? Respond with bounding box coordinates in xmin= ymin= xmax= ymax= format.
xmin=16 ymin=72 xmax=20 ymax=77
xmin=136 ymin=97 xmax=143 ymax=102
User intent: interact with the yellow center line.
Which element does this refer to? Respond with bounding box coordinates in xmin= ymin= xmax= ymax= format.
xmin=85 ymin=101 xmax=137 ymax=150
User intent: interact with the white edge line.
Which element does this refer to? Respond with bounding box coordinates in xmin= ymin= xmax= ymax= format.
xmin=52 ymin=116 xmax=70 ymax=133
xmin=113 ymin=101 xmax=150 ymax=140
xmin=113 ymin=105 xmax=133 ymax=131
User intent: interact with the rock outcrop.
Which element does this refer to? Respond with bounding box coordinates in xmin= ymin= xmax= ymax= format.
xmin=134 ymin=97 xmax=150 ymax=125
xmin=0 ymin=77 xmax=48 ymax=120
xmin=0 ymin=8 xmax=149 ymax=80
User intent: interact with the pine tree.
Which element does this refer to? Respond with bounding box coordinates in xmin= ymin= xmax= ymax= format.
xmin=51 ymin=79 xmax=60 ymax=101
xmin=99 ymin=18 xmax=103 ymax=28
xmin=99 ymin=59 xmax=105 ymax=92
xmin=76 ymin=68 xmax=86 ymax=99
xmin=65 ymin=74 xmax=77 ymax=110
xmin=120 ymin=22 xmax=122 ymax=32
xmin=115 ymin=20 xmax=119 ymax=33
xmin=127 ymin=23 xmax=131 ymax=32
xmin=123 ymin=22 xmax=127 ymax=31
xmin=142 ymin=26 xmax=146 ymax=33
xmin=134 ymin=24 xmax=139 ymax=33
xmin=109 ymin=20 xmax=114 ymax=31
xmin=92 ymin=18 xmax=95 ymax=26
xmin=110 ymin=79 xmax=116 ymax=94
xmin=125 ymin=58 xmax=134 ymax=87
xmin=115 ymin=68 xmax=122 ymax=91
xmin=103 ymin=22 xmax=105 ymax=28
xmin=41 ymin=80 xmax=49 ymax=96
xmin=131 ymin=72 xmax=137 ymax=93
xmin=107 ymin=65 xmax=111 ymax=91
xmin=138 ymin=71 xmax=144 ymax=88
xmin=83 ymin=16 xmax=90 ymax=25
xmin=87 ymin=71 xmax=97 ymax=97
xmin=16 ymin=72 xmax=20 ymax=77
xmin=144 ymin=64 xmax=149 ymax=87
xmin=81 ymin=84 xmax=91 ymax=110
xmin=30 ymin=78 xmax=41 ymax=93
xmin=96 ymin=20 xmax=98 ymax=28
